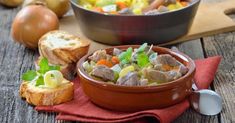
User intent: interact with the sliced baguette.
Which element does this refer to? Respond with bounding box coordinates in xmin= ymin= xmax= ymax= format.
xmin=19 ymin=80 xmax=74 ymax=106
xmin=38 ymin=30 xmax=90 ymax=66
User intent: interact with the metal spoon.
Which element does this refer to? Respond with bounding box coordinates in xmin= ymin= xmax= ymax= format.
xmin=189 ymin=83 xmax=222 ymax=115
xmin=170 ymin=47 xmax=222 ymax=115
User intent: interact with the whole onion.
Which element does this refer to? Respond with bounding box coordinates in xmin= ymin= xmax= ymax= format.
xmin=23 ymin=0 xmax=70 ymax=18
xmin=11 ymin=5 xmax=59 ymax=49
xmin=0 ymin=0 xmax=23 ymax=7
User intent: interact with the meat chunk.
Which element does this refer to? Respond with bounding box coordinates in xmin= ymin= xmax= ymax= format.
xmin=90 ymin=65 xmax=115 ymax=81
xmin=158 ymin=6 xmax=169 ymax=12
xmin=139 ymin=79 xmax=148 ymax=86
xmin=178 ymin=64 xmax=188 ymax=75
xmin=117 ymin=72 xmax=140 ymax=86
xmin=88 ymin=50 xmax=107 ymax=62
xmin=145 ymin=69 xmax=168 ymax=83
xmin=153 ymin=64 xmax=163 ymax=71
xmin=113 ymin=48 xmax=122 ymax=56
xmin=165 ymin=0 xmax=177 ymax=4
xmin=156 ymin=54 xmax=180 ymax=67
xmin=166 ymin=71 xmax=181 ymax=81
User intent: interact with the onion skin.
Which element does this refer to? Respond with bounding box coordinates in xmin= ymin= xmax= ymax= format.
xmin=11 ymin=5 xmax=59 ymax=49
xmin=23 ymin=0 xmax=70 ymax=18
xmin=0 ymin=0 xmax=23 ymax=7
xmin=46 ymin=0 xmax=70 ymax=18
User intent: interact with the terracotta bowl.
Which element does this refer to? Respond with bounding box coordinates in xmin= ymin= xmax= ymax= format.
xmin=77 ymin=45 xmax=196 ymax=112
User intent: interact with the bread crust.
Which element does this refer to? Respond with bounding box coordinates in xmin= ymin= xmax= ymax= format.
xmin=19 ymin=80 xmax=74 ymax=106
xmin=38 ymin=30 xmax=90 ymax=66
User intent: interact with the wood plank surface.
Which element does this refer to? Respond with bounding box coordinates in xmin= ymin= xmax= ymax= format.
xmin=202 ymin=32 xmax=235 ymax=123
xmin=0 ymin=5 xmax=71 ymax=123
xmin=0 ymin=0 xmax=233 ymax=123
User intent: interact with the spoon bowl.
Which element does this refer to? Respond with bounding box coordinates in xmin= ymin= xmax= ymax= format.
xmin=190 ymin=89 xmax=222 ymax=115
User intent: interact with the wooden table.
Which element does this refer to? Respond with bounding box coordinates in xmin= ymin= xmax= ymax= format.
xmin=0 ymin=0 xmax=234 ymax=123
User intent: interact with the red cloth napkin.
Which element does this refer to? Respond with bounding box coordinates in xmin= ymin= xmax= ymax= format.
xmin=36 ymin=56 xmax=221 ymax=123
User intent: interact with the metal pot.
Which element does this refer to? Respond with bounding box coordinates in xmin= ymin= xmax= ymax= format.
xmin=71 ymin=0 xmax=200 ymax=45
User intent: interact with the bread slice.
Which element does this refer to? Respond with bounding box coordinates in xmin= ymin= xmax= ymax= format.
xmin=19 ymin=80 xmax=74 ymax=106
xmin=38 ymin=30 xmax=90 ymax=66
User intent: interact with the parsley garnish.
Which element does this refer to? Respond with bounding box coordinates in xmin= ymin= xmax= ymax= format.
xmin=22 ymin=58 xmax=60 ymax=86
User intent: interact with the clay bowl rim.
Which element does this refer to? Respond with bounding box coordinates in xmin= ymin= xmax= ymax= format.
xmin=77 ymin=45 xmax=196 ymax=93
xmin=70 ymin=0 xmax=201 ymax=17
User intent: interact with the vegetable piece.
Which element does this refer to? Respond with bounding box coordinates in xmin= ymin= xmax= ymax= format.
xmin=109 ymin=11 xmax=119 ymax=14
xmin=44 ymin=70 xmax=63 ymax=88
xmin=119 ymin=65 xmax=135 ymax=77
xmin=116 ymin=1 xmax=127 ymax=9
xmin=93 ymin=7 xmax=104 ymax=12
xmin=22 ymin=70 xmax=37 ymax=81
xmin=38 ymin=57 xmax=61 ymax=74
xmin=149 ymin=52 xmax=158 ymax=64
xmin=45 ymin=0 xmax=70 ymax=18
xmin=35 ymin=76 xmax=44 ymax=86
xmin=167 ymin=2 xmax=183 ymax=11
xmin=116 ymin=0 xmax=132 ymax=6
xmin=96 ymin=0 xmax=115 ymax=7
xmin=114 ymin=71 xmax=119 ymax=81
xmin=39 ymin=58 xmax=50 ymax=74
xmin=180 ymin=1 xmax=188 ymax=7
xmin=24 ymin=0 xmax=70 ymax=18
xmin=96 ymin=59 xmax=113 ymax=67
xmin=0 ymin=0 xmax=23 ymax=7
xmin=118 ymin=47 xmax=133 ymax=64
xmin=111 ymin=64 xmax=122 ymax=73
xmin=137 ymin=43 xmax=147 ymax=53
xmin=83 ymin=0 xmax=96 ymax=5
xmin=82 ymin=61 xmax=93 ymax=73
xmin=111 ymin=56 xmax=120 ymax=64
xmin=79 ymin=0 xmax=93 ymax=9
xmin=133 ymin=8 xmax=142 ymax=14
xmin=137 ymin=52 xmax=150 ymax=67
xmin=131 ymin=0 xmax=149 ymax=14
xmin=102 ymin=4 xmax=117 ymax=12
xmin=11 ymin=5 xmax=59 ymax=49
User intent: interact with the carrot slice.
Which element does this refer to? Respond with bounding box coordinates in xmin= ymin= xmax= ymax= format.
xmin=116 ymin=2 xmax=127 ymax=10
xmin=111 ymin=56 xmax=120 ymax=64
xmin=180 ymin=1 xmax=188 ymax=7
xmin=97 ymin=59 xmax=113 ymax=67
xmin=93 ymin=7 xmax=103 ymax=12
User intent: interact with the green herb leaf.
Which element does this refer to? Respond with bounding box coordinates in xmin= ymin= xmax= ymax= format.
xmin=118 ymin=52 xmax=126 ymax=61
xmin=125 ymin=47 xmax=132 ymax=61
xmin=121 ymin=59 xmax=129 ymax=65
xmin=118 ymin=47 xmax=133 ymax=64
xmin=137 ymin=43 xmax=147 ymax=53
xmin=49 ymin=65 xmax=60 ymax=71
xmin=35 ymin=76 xmax=44 ymax=86
xmin=39 ymin=58 xmax=50 ymax=74
xmin=22 ymin=70 xmax=37 ymax=81
xmin=137 ymin=52 xmax=150 ymax=67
